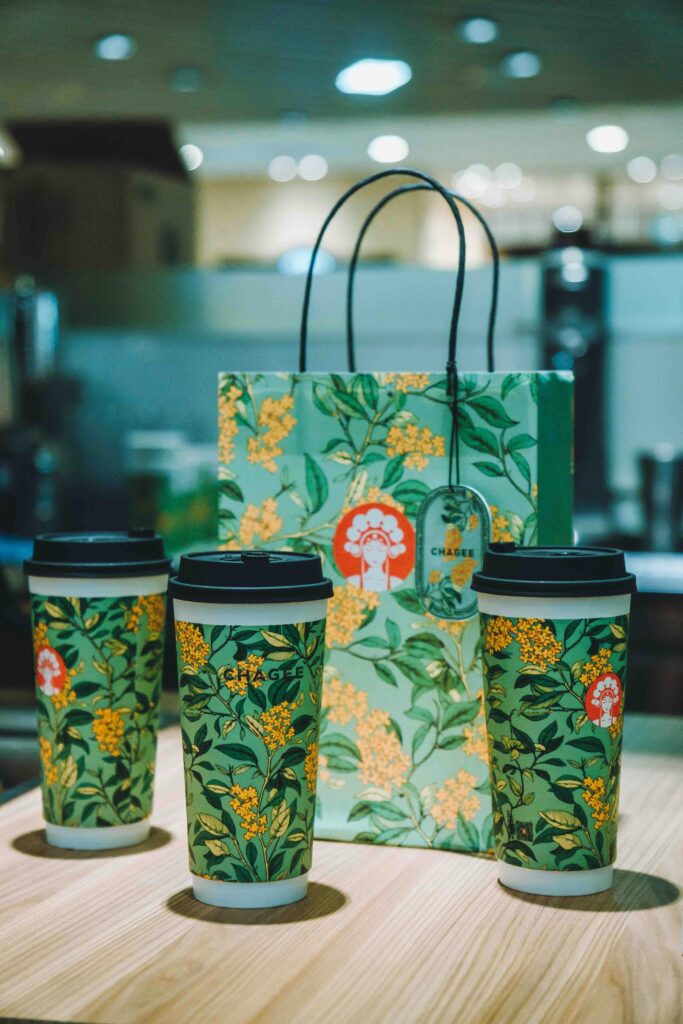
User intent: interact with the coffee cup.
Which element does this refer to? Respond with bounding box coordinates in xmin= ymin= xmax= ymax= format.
xmin=473 ymin=543 xmax=636 ymax=896
xmin=25 ymin=529 xmax=170 ymax=850
xmin=169 ymin=549 xmax=333 ymax=908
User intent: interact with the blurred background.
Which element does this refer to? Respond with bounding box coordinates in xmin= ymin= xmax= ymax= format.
xmin=1 ymin=0 xmax=682 ymax=787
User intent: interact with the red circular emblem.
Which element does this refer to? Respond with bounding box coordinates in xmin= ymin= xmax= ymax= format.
xmin=333 ymin=502 xmax=415 ymax=592
xmin=35 ymin=645 xmax=67 ymax=696
xmin=585 ymin=672 xmax=622 ymax=728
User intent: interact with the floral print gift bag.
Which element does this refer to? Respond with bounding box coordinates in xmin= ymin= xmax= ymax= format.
xmin=218 ymin=169 xmax=573 ymax=854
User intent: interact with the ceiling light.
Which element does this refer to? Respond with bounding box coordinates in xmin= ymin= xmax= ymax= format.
xmin=298 ymin=154 xmax=328 ymax=181
xmin=661 ymin=154 xmax=683 ymax=181
xmin=552 ymin=206 xmax=583 ymax=233
xmin=179 ymin=144 xmax=203 ymax=172
xmin=367 ymin=135 xmax=409 ymax=163
xmin=626 ymin=156 xmax=656 ymax=183
xmin=494 ymin=162 xmax=522 ymax=188
xmin=268 ymin=155 xmax=297 ymax=182
xmin=586 ymin=125 xmax=628 ymax=154
xmin=170 ymin=66 xmax=203 ymax=93
xmin=658 ymin=183 xmax=683 ymax=210
xmin=480 ymin=185 xmax=505 ymax=208
xmin=335 ymin=58 xmax=412 ymax=96
xmin=499 ymin=51 xmax=541 ymax=79
xmin=94 ymin=34 xmax=136 ymax=61
xmin=457 ymin=18 xmax=498 ymax=44
xmin=452 ymin=164 xmax=491 ymax=199
xmin=652 ymin=214 xmax=683 ymax=246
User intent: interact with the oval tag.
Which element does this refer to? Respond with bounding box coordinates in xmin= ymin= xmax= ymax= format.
xmin=415 ymin=485 xmax=491 ymax=620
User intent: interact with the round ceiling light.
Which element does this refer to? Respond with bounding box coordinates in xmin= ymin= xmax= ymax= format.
xmin=457 ymin=18 xmax=498 ymax=44
xmin=94 ymin=34 xmax=136 ymax=60
xmin=500 ymin=51 xmax=541 ymax=78
xmin=268 ymin=156 xmax=298 ymax=182
xmin=627 ymin=156 xmax=656 ymax=183
xmin=552 ymin=206 xmax=583 ymax=233
xmin=367 ymin=135 xmax=410 ymax=163
xmin=179 ymin=144 xmax=204 ymax=172
xmin=298 ymin=154 xmax=328 ymax=181
xmin=586 ymin=125 xmax=629 ymax=153
xmin=335 ymin=58 xmax=412 ymax=96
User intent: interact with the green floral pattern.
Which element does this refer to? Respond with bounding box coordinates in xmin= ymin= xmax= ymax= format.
xmin=31 ymin=592 xmax=165 ymax=827
xmin=176 ymin=617 xmax=325 ymax=883
xmin=481 ymin=612 xmax=629 ymax=871
xmin=217 ymin=369 xmax=573 ymax=852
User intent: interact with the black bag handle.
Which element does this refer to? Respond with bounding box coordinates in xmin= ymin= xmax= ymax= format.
xmin=346 ymin=185 xmax=499 ymax=374
xmin=298 ymin=168 xmax=467 ymax=487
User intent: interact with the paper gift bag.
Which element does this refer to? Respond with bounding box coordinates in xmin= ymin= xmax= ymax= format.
xmin=217 ymin=169 xmax=573 ymax=853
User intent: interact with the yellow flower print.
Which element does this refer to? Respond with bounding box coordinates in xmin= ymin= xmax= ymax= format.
xmin=32 ymin=621 xmax=48 ymax=652
xmin=512 ymin=618 xmax=562 ymax=672
xmin=484 ymin=616 xmax=514 ymax=654
xmin=488 ymin=504 xmax=514 ymax=543
xmin=238 ymin=497 xmax=283 ymax=547
xmin=579 ymin=647 xmax=613 ymax=688
xmin=246 ymin=394 xmax=297 ymax=473
xmin=428 ymin=569 xmax=442 ymax=585
xmin=218 ymin=384 xmax=243 ymax=465
xmin=127 ymin=594 xmax=165 ymax=636
xmin=93 ymin=707 xmax=125 ymax=757
xmin=450 ymin=557 xmax=477 ymax=590
xmin=462 ymin=691 xmax=488 ymax=764
xmin=325 ymin=583 xmax=380 ymax=648
xmin=261 ymin=701 xmax=295 ymax=750
xmin=318 ymin=752 xmax=330 ymax=785
xmin=304 ymin=741 xmax=318 ymax=793
xmin=356 ymin=708 xmax=410 ymax=794
xmin=230 ymin=784 xmax=267 ymax=841
xmin=176 ymin=621 xmax=210 ymax=672
xmin=426 ymin=612 xmax=469 ymax=640
xmin=386 ymin=421 xmax=445 ymax=471
xmin=365 ymin=486 xmax=405 ymax=513
xmin=444 ymin=525 xmax=462 ymax=561
xmin=51 ymin=670 xmax=79 ymax=710
xmin=432 ymin=770 xmax=481 ymax=828
xmin=531 ymin=483 xmax=538 ymax=501
xmin=223 ymin=654 xmax=266 ymax=696
xmin=322 ymin=675 xmax=369 ymax=725
xmin=384 ymin=372 xmax=431 ymax=393
xmin=608 ymin=714 xmax=623 ymax=740
xmin=581 ymin=776 xmax=610 ymax=829
xmin=467 ymin=513 xmax=479 ymax=530
xmin=38 ymin=736 xmax=59 ymax=785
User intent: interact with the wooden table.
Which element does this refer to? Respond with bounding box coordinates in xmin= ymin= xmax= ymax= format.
xmin=1 ymin=715 xmax=681 ymax=1024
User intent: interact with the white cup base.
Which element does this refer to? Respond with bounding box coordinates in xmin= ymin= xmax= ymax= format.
xmin=498 ymin=861 xmax=613 ymax=897
xmin=192 ymin=872 xmax=309 ymax=908
xmin=45 ymin=819 xmax=151 ymax=851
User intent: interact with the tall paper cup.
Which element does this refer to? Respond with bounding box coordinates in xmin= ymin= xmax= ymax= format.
xmin=473 ymin=544 xmax=636 ymax=897
xmin=170 ymin=550 xmax=333 ymax=909
xmin=25 ymin=530 xmax=170 ymax=850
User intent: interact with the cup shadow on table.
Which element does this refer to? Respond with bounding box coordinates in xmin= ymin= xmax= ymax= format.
xmin=502 ymin=868 xmax=680 ymax=912
xmin=11 ymin=826 xmax=173 ymax=860
xmin=166 ymin=881 xmax=347 ymax=925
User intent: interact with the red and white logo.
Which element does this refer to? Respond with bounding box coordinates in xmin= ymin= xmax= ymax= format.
xmin=585 ymin=672 xmax=622 ymax=728
xmin=333 ymin=503 xmax=415 ymax=592
xmin=35 ymin=645 xmax=67 ymax=696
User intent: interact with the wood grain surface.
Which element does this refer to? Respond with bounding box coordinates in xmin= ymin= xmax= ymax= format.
xmin=0 ymin=715 xmax=681 ymax=1024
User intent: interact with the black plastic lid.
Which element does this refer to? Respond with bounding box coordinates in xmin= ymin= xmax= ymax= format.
xmin=24 ymin=529 xmax=171 ymax=579
xmin=472 ymin=543 xmax=636 ymax=598
xmin=169 ymin=549 xmax=334 ymax=604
